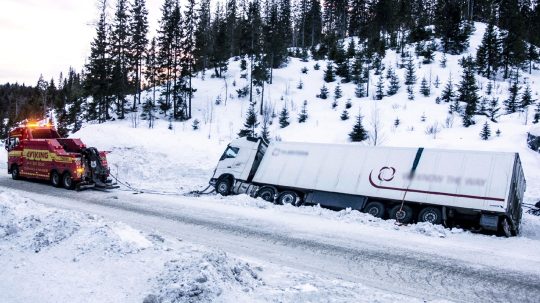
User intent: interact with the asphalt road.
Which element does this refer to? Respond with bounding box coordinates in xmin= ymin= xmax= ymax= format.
xmin=1 ymin=176 xmax=539 ymax=303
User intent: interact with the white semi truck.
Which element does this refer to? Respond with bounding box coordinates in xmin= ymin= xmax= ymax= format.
xmin=210 ymin=137 xmax=526 ymax=236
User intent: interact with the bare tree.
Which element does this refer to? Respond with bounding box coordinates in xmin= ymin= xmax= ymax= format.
xmin=368 ymin=106 xmax=386 ymax=146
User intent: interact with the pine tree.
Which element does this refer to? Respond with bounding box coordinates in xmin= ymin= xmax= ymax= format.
xmin=279 ymin=106 xmax=290 ymax=128
xmin=324 ymin=61 xmax=335 ymax=82
xmin=355 ymin=82 xmax=366 ymax=98
xmin=349 ymin=112 xmax=368 ymax=142
xmin=129 ymin=0 xmax=149 ymax=110
xmin=375 ymin=75 xmax=384 ymax=100
xmin=298 ymin=100 xmax=308 ymax=122
xmin=487 ymin=97 xmax=501 ymax=122
xmin=387 ymin=70 xmax=400 ymax=96
xmin=440 ymin=53 xmax=447 ymax=68
xmin=504 ymin=71 xmax=520 ymax=113
xmin=407 ymin=85 xmax=415 ymax=100
xmin=238 ymin=102 xmax=259 ymax=137
xmin=334 ymin=83 xmax=342 ymax=100
xmin=521 ymin=82 xmax=535 ymax=109
xmin=404 ymin=54 xmax=416 ymax=85
xmin=194 ymin=0 xmax=211 ymax=77
xmin=458 ymin=56 xmax=479 ymax=127
xmin=419 ymin=76 xmax=430 ymax=96
xmin=110 ymin=0 xmax=131 ymax=119
xmin=318 ymin=84 xmax=329 ymax=99
xmin=434 ymin=75 xmax=441 ymax=88
xmin=499 ymin=0 xmax=527 ymax=78
xmin=475 ymin=18 xmax=500 ymax=80
xmin=434 ymin=0 xmax=470 ymax=54
xmin=260 ymin=117 xmax=270 ymax=142
xmin=340 ymin=110 xmax=349 ymax=120
xmin=480 ymin=121 xmax=491 ymax=140
xmin=183 ymin=0 xmax=198 ymax=119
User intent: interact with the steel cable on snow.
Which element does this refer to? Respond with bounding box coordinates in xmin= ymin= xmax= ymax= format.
xmin=109 ymin=172 xmax=215 ymax=196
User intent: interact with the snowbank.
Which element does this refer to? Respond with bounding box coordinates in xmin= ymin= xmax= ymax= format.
xmin=530 ymin=125 xmax=540 ymax=137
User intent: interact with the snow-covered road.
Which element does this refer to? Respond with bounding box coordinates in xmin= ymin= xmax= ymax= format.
xmin=2 ymin=176 xmax=540 ymax=303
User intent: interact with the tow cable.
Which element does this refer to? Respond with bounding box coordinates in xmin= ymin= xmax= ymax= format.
xmin=109 ymin=173 xmax=215 ymax=196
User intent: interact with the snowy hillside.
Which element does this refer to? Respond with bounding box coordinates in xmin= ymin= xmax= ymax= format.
xmin=71 ymin=22 xmax=539 ymax=203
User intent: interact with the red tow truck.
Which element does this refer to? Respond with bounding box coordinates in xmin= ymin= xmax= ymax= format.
xmin=5 ymin=121 xmax=117 ymax=190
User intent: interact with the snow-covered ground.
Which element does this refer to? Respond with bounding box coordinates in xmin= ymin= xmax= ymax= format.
xmin=1 ymin=22 xmax=540 ymax=302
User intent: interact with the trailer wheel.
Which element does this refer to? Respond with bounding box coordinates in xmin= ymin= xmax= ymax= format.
xmin=256 ymin=187 xmax=275 ymax=202
xmin=497 ymin=217 xmax=512 ymax=237
xmin=216 ymin=178 xmax=232 ymax=196
xmin=11 ymin=165 xmax=20 ymax=180
xmin=389 ymin=205 xmax=414 ymax=224
xmin=277 ymin=191 xmax=299 ymax=206
xmin=62 ymin=172 xmax=75 ymax=190
xmin=50 ymin=170 xmax=61 ymax=187
xmin=418 ymin=207 xmax=443 ymax=225
xmin=363 ymin=202 xmax=386 ymax=219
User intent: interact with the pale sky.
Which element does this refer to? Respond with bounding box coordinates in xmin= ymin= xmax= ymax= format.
xmin=0 ymin=0 xmax=162 ymax=86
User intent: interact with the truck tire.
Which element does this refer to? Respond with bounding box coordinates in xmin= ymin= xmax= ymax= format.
xmin=50 ymin=170 xmax=61 ymax=187
xmin=11 ymin=165 xmax=20 ymax=180
xmin=418 ymin=207 xmax=443 ymax=225
xmin=256 ymin=187 xmax=275 ymax=203
xmin=62 ymin=172 xmax=75 ymax=190
xmin=389 ymin=204 xmax=414 ymax=224
xmin=497 ymin=217 xmax=513 ymax=237
xmin=216 ymin=178 xmax=232 ymax=196
xmin=277 ymin=191 xmax=299 ymax=206
xmin=363 ymin=202 xmax=386 ymax=218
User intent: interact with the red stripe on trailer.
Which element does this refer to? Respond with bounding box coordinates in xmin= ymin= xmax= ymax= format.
xmin=368 ymin=171 xmax=505 ymax=202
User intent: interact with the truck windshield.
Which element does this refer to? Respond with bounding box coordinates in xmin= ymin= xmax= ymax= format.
xmin=220 ymin=146 xmax=239 ymax=160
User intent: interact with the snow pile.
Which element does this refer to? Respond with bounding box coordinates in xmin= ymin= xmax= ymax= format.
xmin=530 ymin=125 xmax=540 ymax=137
xmin=145 ymin=251 xmax=262 ymax=303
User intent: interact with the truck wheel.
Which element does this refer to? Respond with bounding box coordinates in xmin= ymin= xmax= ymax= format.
xmin=497 ymin=217 xmax=512 ymax=237
xmin=62 ymin=172 xmax=75 ymax=190
xmin=389 ymin=205 xmax=414 ymax=224
xmin=363 ymin=202 xmax=386 ymax=218
xmin=277 ymin=191 xmax=299 ymax=206
xmin=257 ymin=187 xmax=275 ymax=203
xmin=11 ymin=165 xmax=20 ymax=180
xmin=418 ymin=207 xmax=443 ymax=225
xmin=50 ymin=171 xmax=61 ymax=187
xmin=216 ymin=178 xmax=232 ymax=196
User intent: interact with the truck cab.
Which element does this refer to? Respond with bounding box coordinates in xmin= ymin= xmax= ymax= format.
xmin=210 ymin=137 xmax=267 ymax=195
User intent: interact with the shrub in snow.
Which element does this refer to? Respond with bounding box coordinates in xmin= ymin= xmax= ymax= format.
xmin=420 ymin=113 xmax=427 ymax=122
xmin=496 ymin=129 xmax=501 ymax=137
xmin=313 ymin=63 xmax=320 ymax=70
xmin=340 ymin=110 xmax=349 ymax=120
xmin=425 ymin=122 xmax=441 ymax=139
xmin=297 ymin=79 xmax=303 ymax=89
xmin=407 ymin=85 xmax=414 ymax=100
xmin=215 ymin=95 xmax=222 ymax=105
xmin=301 ymin=66 xmax=308 ymax=74
xmin=434 ymin=75 xmax=441 ymax=88
xmin=332 ymin=100 xmax=338 ymax=109
xmin=192 ymin=119 xmax=200 ymax=130
xmin=237 ymin=86 xmax=249 ymax=98
xmin=345 ymin=99 xmax=352 ymax=109
xmin=480 ymin=121 xmax=491 ymax=140
xmin=534 ymin=102 xmax=540 ymax=124
xmin=394 ymin=117 xmax=400 ymax=127
xmin=334 ymin=84 xmax=342 ymax=100
xmin=440 ymin=53 xmax=447 ymax=68
xmin=298 ymin=101 xmax=308 ymax=123
xmin=419 ymin=77 xmax=430 ymax=96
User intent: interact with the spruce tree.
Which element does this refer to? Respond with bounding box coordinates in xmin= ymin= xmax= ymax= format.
xmin=334 ymin=83 xmax=342 ymax=100
xmin=375 ymin=75 xmax=384 ymax=100
xmin=504 ymin=71 xmax=520 ymax=114
xmin=349 ymin=112 xmax=368 ymax=142
xmin=434 ymin=75 xmax=441 ymax=88
xmin=279 ymin=106 xmax=290 ymax=128
xmin=419 ymin=76 xmax=430 ymax=96
xmin=298 ymin=100 xmax=308 ymax=122
xmin=110 ymin=0 xmax=131 ymax=119
xmin=458 ymin=56 xmax=479 ymax=127
xmin=480 ymin=121 xmax=491 ymax=140
xmin=324 ymin=61 xmax=336 ymax=82
xmin=441 ymin=75 xmax=455 ymax=103
xmin=533 ymin=101 xmax=540 ymax=124
xmin=318 ymin=84 xmax=329 ymax=99
xmin=487 ymin=97 xmax=501 ymax=122
xmin=129 ymin=0 xmax=149 ymax=110
xmin=475 ymin=18 xmax=500 ymax=80
xmin=404 ymin=55 xmax=416 ymax=85
xmin=238 ymin=102 xmax=259 ymax=137
xmin=407 ymin=85 xmax=415 ymax=100
xmin=387 ymin=71 xmax=400 ymax=96
xmin=355 ymin=82 xmax=366 ymax=98
xmin=521 ymin=82 xmax=535 ymax=109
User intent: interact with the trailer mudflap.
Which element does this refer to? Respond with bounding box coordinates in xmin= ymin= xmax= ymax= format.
xmin=479 ymin=214 xmax=499 ymax=231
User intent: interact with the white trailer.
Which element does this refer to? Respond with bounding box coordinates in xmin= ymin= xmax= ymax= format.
xmin=210 ymin=137 xmax=525 ymax=236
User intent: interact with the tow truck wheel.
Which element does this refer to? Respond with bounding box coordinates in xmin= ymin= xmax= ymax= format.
xmin=277 ymin=191 xmax=299 ymax=206
xmin=62 ymin=172 xmax=75 ymax=190
xmin=216 ymin=178 xmax=232 ymax=196
xmin=363 ymin=202 xmax=386 ymax=218
xmin=389 ymin=204 xmax=414 ymax=224
xmin=11 ymin=165 xmax=20 ymax=180
xmin=418 ymin=207 xmax=443 ymax=225
xmin=50 ymin=171 xmax=61 ymax=187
